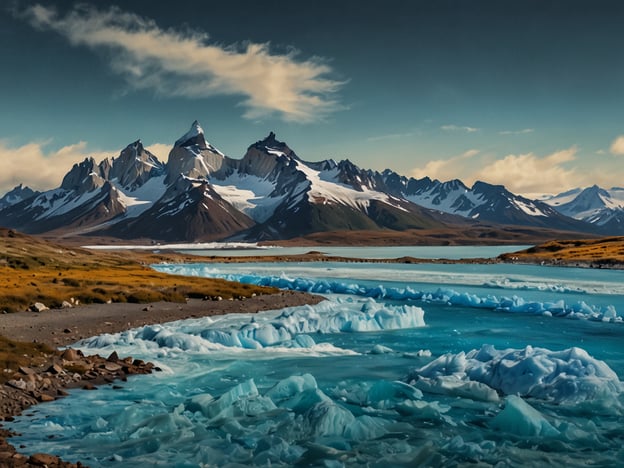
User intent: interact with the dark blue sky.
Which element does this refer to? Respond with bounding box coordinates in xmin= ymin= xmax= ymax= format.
xmin=2 ymin=0 xmax=624 ymax=195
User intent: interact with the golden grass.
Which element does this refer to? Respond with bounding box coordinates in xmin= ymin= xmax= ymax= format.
xmin=500 ymin=236 xmax=624 ymax=266
xmin=0 ymin=229 xmax=277 ymax=313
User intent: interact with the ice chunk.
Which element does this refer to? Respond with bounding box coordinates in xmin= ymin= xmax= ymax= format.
xmin=266 ymin=374 xmax=318 ymax=403
xmin=408 ymin=345 xmax=623 ymax=405
xmin=307 ymin=401 xmax=355 ymax=437
xmin=344 ymin=415 xmax=389 ymax=440
xmin=199 ymin=379 xmax=277 ymax=420
xmin=366 ymin=380 xmax=423 ymax=408
xmin=370 ymin=344 xmax=394 ymax=354
xmin=412 ymin=375 xmax=499 ymax=402
xmin=184 ymin=393 xmax=214 ymax=415
xmin=491 ymin=395 xmax=559 ymax=437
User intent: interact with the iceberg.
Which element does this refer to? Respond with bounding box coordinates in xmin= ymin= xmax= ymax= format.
xmin=409 ymin=344 xmax=623 ymax=405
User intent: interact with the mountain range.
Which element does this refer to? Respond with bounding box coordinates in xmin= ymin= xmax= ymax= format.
xmin=0 ymin=121 xmax=621 ymax=242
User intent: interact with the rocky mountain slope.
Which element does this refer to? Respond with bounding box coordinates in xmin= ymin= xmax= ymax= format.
xmin=543 ymin=185 xmax=624 ymax=233
xmin=0 ymin=121 xmax=612 ymax=241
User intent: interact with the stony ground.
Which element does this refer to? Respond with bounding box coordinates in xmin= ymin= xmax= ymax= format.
xmin=0 ymin=348 xmax=155 ymax=467
xmin=0 ymin=290 xmax=323 ymax=467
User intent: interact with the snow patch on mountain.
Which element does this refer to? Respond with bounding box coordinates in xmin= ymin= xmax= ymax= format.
xmin=114 ymin=175 xmax=168 ymax=219
xmin=403 ymin=182 xmax=478 ymax=216
xmin=511 ymin=198 xmax=549 ymax=217
xmin=211 ymin=173 xmax=285 ymax=223
xmin=32 ymin=188 xmax=101 ymax=220
xmin=297 ymin=161 xmax=402 ymax=211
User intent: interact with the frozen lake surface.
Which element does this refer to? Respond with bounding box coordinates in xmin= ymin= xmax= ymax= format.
xmin=177 ymin=244 xmax=530 ymax=259
xmin=9 ymin=248 xmax=624 ymax=467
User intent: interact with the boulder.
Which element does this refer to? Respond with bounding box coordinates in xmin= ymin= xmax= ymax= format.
xmin=61 ymin=348 xmax=80 ymax=362
xmin=30 ymin=302 xmax=48 ymax=312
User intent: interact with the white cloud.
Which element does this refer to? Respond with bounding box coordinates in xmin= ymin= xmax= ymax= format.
xmin=367 ymin=132 xmax=414 ymax=142
xmin=440 ymin=124 xmax=480 ymax=133
xmin=145 ymin=143 xmax=171 ymax=161
xmin=20 ymin=4 xmax=343 ymax=123
xmin=609 ymin=136 xmax=624 ymax=155
xmin=411 ymin=149 xmax=480 ymax=180
xmin=0 ymin=140 xmax=114 ymax=195
xmin=498 ymin=128 xmax=534 ymax=135
xmin=471 ymin=147 xmax=581 ymax=195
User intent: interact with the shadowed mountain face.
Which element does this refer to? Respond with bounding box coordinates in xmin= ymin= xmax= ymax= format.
xmin=544 ymin=185 xmax=624 ymax=232
xmin=0 ymin=121 xmax=612 ymax=242
xmin=0 ymin=184 xmax=39 ymax=211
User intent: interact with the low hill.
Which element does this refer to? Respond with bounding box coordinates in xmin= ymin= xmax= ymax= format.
xmin=498 ymin=236 xmax=624 ymax=267
xmin=0 ymin=228 xmax=275 ymax=313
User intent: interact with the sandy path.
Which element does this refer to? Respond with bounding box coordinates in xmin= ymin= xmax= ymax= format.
xmin=0 ymin=291 xmax=323 ymax=348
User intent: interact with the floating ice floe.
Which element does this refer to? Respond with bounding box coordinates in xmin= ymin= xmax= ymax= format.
xmin=408 ymin=344 xmax=623 ymax=406
xmin=78 ymin=298 xmax=425 ymax=353
xmin=152 ymin=265 xmax=622 ymax=323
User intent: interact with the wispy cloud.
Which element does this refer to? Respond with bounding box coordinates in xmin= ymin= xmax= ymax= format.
xmin=367 ymin=132 xmax=414 ymax=142
xmin=498 ymin=128 xmax=534 ymax=135
xmin=440 ymin=124 xmax=480 ymax=133
xmin=609 ymin=135 xmax=624 ymax=155
xmin=411 ymin=149 xmax=480 ymax=180
xmin=0 ymin=140 xmax=114 ymax=195
xmin=18 ymin=4 xmax=343 ymax=123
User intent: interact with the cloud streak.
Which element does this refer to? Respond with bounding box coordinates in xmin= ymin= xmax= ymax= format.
xmin=20 ymin=4 xmax=343 ymax=122
xmin=498 ymin=128 xmax=534 ymax=135
xmin=440 ymin=124 xmax=480 ymax=133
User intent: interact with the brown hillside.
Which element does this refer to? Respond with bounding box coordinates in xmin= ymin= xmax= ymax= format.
xmin=0 ymin=228 xmax=276 ymax=313
xmin=499 ymin=237 xmax=624 ymax=267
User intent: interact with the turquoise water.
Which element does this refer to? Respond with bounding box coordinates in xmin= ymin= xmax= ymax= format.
xmin=8 ymin=250 xmax=624 ymax=467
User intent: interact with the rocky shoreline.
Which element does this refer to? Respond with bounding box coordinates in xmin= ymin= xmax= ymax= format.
xmin=0 ymin=291 xmax=323 ymax=467
xmin=0 ymin=348 xmax=155 ymax=467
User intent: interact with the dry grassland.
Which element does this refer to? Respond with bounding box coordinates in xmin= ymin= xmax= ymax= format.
xmin=499 ymin=236 xmax=624 ymax=266
xmin=0 ymin=228 xmax=276 ymax=313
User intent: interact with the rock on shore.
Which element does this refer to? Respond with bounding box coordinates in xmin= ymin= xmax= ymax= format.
xmin=0 ymin=348 xmax=157 ymax=467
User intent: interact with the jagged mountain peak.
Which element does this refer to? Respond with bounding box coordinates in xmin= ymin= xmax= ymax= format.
xmin=0 ymin=184 xmax=40 ymax=210
xmin=1 ymin=122 xmax=617 ymax=240
xmin=165 ymin=121 xmax=227 ymax=184
xmin=250 ymin=132 xmax=300 ymax=160
xmin=545 ymin=185 xmax=624 ymax=228
xmin=174 ymin=120 xmax=210 ymax=151
xmin=59 ymin=156 xmax=105 ymax=194
xmin=106 ymin=139 xmax=165 ymax=190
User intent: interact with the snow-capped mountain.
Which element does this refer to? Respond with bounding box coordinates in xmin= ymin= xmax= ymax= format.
xmin=0 ymin=184 xmax=39 ymax=210
xmin=544 ymin=185 xmax=624 ymax=233
xmin=368 ymin=170 xmax=588 ymax=231
xmin=100 ymin=127 xmax=254 ymax=241
xmin=210 ymin=132 xmax=449 ymax=240
xmin=0 ymin=121 xmax=610 ymax=241
xmin=0 ymin=141 xmax=166 ymax=235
